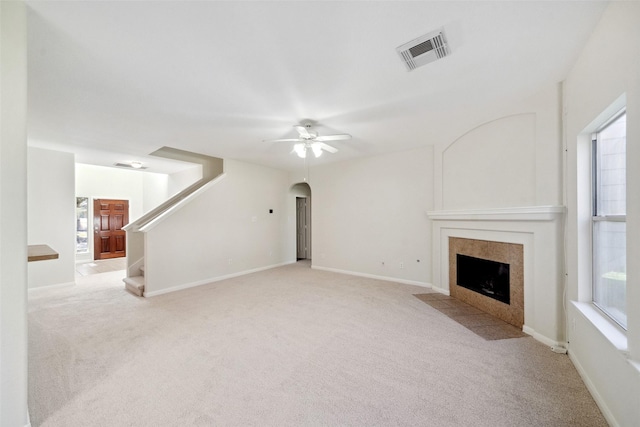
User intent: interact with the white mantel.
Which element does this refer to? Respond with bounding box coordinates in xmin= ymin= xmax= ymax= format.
xmin=427 ymin=205 xmax=566 ymax=347
xmin=427 ymin=206 xmax=566 ymax=222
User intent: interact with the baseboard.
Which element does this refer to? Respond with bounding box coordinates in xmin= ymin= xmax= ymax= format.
xmin=311 ymin=265 xmax=431 ymax=288
xmin=568 ymin=351 xmax=619 ymax=427
xmin=429 ymin=285 xmax=450 ymax=295
xmin=521 ymin=325 xmax=568 ymax=351
xmin=27 ymin=281 xmax=75 ymax=292
xmin=143 ymin=261 xmax=297 ymax=297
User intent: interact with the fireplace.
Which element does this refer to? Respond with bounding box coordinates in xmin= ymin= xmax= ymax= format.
xmin=456 ymin=254 xmax=510 ymax=304
xmin=449 ymin=237 xmax=524 ymax=328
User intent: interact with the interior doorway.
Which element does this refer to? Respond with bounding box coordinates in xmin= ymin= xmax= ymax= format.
xmin=296 ymin=197 xmax=308 ymax=259
xmin=290 ymin=183 xmax=311 ymax=261
xmin=93 ymin=199 xmax=129 ymax=260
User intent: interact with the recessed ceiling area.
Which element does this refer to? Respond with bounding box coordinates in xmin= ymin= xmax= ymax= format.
xmin=26 ymin=1 xmax=608 ymax=173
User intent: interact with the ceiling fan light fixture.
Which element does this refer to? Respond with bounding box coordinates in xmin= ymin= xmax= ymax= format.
xmin=294 ymin=143 xmax=306 ymax=158
xmin=266 ymin=122 xmax=347 ymax=158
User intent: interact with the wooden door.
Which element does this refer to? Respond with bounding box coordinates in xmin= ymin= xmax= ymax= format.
xmin=93 ymin=199 xmax=129 ymax=260
xmin=296 ymin=197 xmax=307 ymax=260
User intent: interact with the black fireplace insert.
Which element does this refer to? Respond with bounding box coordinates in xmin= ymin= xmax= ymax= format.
xmin=456 ymin=254 xmax=510 ymax=304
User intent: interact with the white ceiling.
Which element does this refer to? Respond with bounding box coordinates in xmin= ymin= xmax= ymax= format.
xmin=26 ymin=1 xmax=608 ymax=174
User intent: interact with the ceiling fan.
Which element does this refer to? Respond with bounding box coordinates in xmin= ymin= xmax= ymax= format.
xmin=264 ymin=122 xmax=351 ymax=158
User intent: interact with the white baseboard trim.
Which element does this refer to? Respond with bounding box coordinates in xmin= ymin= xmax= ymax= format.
xmin=311 ymin=265 xmax=431 ymax=288
xmin=568 ymin=351 xmax=619 ymax=427
xmin=143 ymin=261 xmax=297 ymax=297
xmin=429 ymin=285 xmax=450 ymax=295
xmin=28 ymin=281 xmax=76 ymax=292
xmin=522 ymin=325 xmax=567 ymax=350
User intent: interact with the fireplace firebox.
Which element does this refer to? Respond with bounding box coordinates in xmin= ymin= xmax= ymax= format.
xmin=456 ymin=254 xmax=510 ymax=304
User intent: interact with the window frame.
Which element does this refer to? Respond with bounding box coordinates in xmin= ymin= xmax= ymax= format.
xmin=76 ymin=196 xmax=89 ymax=254
xmin=591 ymin=109 xmax=627 ymax=330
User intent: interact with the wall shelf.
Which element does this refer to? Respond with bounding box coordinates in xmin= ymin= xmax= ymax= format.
xmin=28 ymin=244 xmax=59 ymax=262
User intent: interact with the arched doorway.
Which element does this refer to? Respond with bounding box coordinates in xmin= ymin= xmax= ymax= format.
xmin=290 ymin=183 xmax=311 ymax=261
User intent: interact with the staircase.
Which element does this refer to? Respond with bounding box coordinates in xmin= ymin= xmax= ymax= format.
xmin=124 ymin=265 xmax=145 ymax=297
xmin=121 ymin=147 xmax=224 ymax=297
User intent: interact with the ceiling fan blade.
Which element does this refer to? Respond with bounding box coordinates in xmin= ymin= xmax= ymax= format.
xmin=294 ymin=125 xmax=315 ymax=139
xmin=318 ymin=142 xmax=338 ymax=154
xmin=315 ymin=134 xmax=351 ymax=142
xmin=263 ymin=138 xmax=303 ymax=143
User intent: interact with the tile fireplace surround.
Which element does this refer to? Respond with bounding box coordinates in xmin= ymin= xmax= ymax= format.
xmin=449 ymin=237 xmax=524 ymax=328
xmin=427 ymin=206 xmax=565 ymax=347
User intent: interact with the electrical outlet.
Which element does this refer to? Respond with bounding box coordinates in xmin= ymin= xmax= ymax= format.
xmin=228 ymin=258 xmax=233 ymax=265
xmin=400 ymin=262 xmax=404 ymax=269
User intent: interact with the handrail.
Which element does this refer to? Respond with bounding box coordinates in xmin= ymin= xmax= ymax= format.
xmin=123 ymin=148 xmax=223 ymax=233
xmin=124 ymin=174 xmax=226 ymax=233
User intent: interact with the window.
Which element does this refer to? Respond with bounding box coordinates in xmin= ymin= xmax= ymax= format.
xmin=76 ymin=197 xmax=89 ymax=253
xmin=592 ymin=110 xmax=626 ymax=329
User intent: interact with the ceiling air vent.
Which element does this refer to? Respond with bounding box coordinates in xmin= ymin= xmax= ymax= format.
xmin=397 ymin=29 xmax=450 ymax=71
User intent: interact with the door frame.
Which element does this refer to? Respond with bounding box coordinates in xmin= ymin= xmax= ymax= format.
xmin=296 ymin=197 xmax=310 ymax=260
xmin=290 ymin=183 xmax=312 ymax=261
xmin=93 ymin=198 xmax=129 ymax=260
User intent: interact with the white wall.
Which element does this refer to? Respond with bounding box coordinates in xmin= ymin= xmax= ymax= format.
xmin=435 ymin=84 xmax=562 ymax=210
xmin=143 ymin=172 xmax=169 ymax=213
xmin=76 ymin=164 xmax=147 ymax=221
xmin=168 ymin=165 xmax=202 ymax=197
xmin=144 ymin=159 xmax=290 ymax=295
xmin=564 ymin=2 xmax=640 ymax=426
xmin=442 ymin=114 xmax=535 ymax=209
xmin=308 ymin=147 xmax=433 ymax=286
xmin=0 ymin=2 xmax=29 ymax=425
xmin=27 ymin=147 xmax=76 ymax=288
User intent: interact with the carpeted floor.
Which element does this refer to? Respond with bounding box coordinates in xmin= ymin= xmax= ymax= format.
xmin=28 ymin=261 xmax=607 ymax=426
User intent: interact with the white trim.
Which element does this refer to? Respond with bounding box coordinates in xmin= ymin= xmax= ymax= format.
xmin=311 ymin=265 xmax=431 ymax=288
xmin=140 ymin=173 xmax=227 ymax=232
xmin=427 ymin=205 xmax=565 ymax=221
xmin=522 ymin=325 xmax=566 ymax=349
xmin=143 ymin=260 xmax=296 ymax=297
xmin=571 ymin=301 xmax=628 ymax=353
xmin=430 ymin=285 xmax=450 ymax=295
xmin=27 ymin=281 xmax=75 ymax=292
xmin=569 ymin=351 xmax=620 ymax=427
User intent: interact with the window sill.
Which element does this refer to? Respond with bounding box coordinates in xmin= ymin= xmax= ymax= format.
xmin=571 ymin=301 xmax=628 ymax=354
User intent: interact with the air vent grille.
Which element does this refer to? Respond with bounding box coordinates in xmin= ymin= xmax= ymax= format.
xmin=397 ymin=29 xmax=450 ymax=71
xmin=409 ymin=40 xmax=434 ymax=58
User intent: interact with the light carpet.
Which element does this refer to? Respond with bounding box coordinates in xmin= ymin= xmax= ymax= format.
xmin=28 ymin=261 xmax=607 ymax=426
